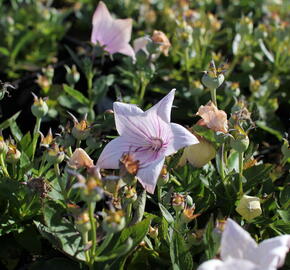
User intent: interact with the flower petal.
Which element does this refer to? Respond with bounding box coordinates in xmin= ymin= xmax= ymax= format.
xmin=68 ymin=148 xmax=94 ymax=169
xmin=96 ymin=137 xmax=132 ymax=169
xmin=165 ymin=123 xmax=199 ymax=156
xmin=197 ymin=259 xmax=224 ymax=270
xmin=221 ymin=218 xmax=257 ymax=261
xmin=105 ymin=19 xmax=133 ymax=51
xmin=146 ymin=89 xmax=175 ymax=123
xmin=198 ymin=258 xmax=260 ymax=270
xmin=116 ymin=43 xmax=136 ymax=59
xmin=136 ymin=157 xmax=165 ymax=194
xmin=249 ymin=235 xmax=290 ymax=269
xmin=91 ymin=1 xmax=113 ymax=45
xmin=113 ymin=101 xmax=171 ymax=147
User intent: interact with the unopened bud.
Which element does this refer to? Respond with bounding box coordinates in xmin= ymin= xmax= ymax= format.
xmin=172 ymin=193 xmax=185 ymax=212
xmin=31 ymin=93 xmax=48 ymax=118
xmin=6 ymin=145 xmax=21 ymax=164
xmin=230 ymin=133 xmax=249 ymax=153
xmin=202 ymin=73 xmax=224 ymax=90
xmin=148 ymin=226 xmax=158 ymax=239
xmin=102 ymin=210 xmax=125 ymax=233
xmin=236 ymin=195 xmax=262 ymax=221
xmin=157 ymin=165 xmax=169 ymax=186
xmin=46 ymin=144 xmax=65 ymax=164
xmin=75 ymin=212 xmax=91 ymax=233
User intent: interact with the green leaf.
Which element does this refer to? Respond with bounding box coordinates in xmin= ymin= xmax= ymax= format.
xmin=62 ymin=84 xmax=89 ymax=106
xmin=278 ymin=210 xmax=290 ymax=222
xmin=158 ymin=203 xmax=174 ymax=224
xmin=92 ymin=74 xmax=115 ymax=102
xmin=36 ymin=201 xmax=85 ymax=261
xmin=10 ymin=121 xmax=23 ymax=142
xmin=0 ymin=111 xmax=21 ymax=130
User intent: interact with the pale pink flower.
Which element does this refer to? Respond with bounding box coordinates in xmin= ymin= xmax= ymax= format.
xmin=197 ymin=218 xmax=290 ymax=270
xmin=196 ymin=101 xmax=228 ymax=133
xmin=69 ymin=148 xmax=94 ymax=169
xmin=96 ymin=89 xmax=199 ymax=193
xmin=91 ymin=1 xmax=135 ymax=59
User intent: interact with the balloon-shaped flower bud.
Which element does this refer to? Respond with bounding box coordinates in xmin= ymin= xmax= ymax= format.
xmin=75 ymin=212 xmax=91 ymax=234
xmin=6 ymin=143 xmax=21 ymax=164
xmin=102 ymin=210 xmax=125 ymax=233
xmin=46 ymin=143 xmax=65 ymax=164
xmin=230 ymin=126 xmax=249 ymax=153
xmin=65 ymin=64 xmax=80 ymax=85
xmin=236 ymin=195 xmax=262 ymax=221
xmin=202 ymin=73 xmax=224 ymax=90
xmin=31 ymin=93 xmax=48 ymax=118
xmin=178 ymin=135 xmax=216 ymax=168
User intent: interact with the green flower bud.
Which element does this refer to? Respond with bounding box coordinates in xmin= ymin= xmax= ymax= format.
xmin=65 ymin=64 xmax=80 ymax=85
xmin=31 ymin=93 xmax=48 ymax=118
xmin=230 ymin=134 xmax=249 ymax=153
xmin=75 ymin=212 xmax=91 ymax=234
xmin=46 ymin=144 xmax=65 ymax=164
xmin=236 ymin=195 xmax=262 ymax=221
xmin=6 ymin=144 xmax=21 ymax=164
xmin=202 ymin=73 xmax=224 ymax=90
xmin=72 ymin=120 xmax=90 ymax=141
xmin=102 ymin=210 xmax=125 ymax=233
xmin=122 ymin=186 xmax=137 ymax=203
xmin=80 ymin=177 xmax=103 ymax=203
xmin=157 ymin=165 xmax=169 ymax=186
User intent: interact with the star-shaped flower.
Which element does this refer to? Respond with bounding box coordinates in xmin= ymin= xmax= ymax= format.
xmin=197 ymin=218 xmax=290 ymax=270
xmin=96 ymin=89 xmax=199 ymax=193
xmin=91 ymin=1 xmax=135 ymax=59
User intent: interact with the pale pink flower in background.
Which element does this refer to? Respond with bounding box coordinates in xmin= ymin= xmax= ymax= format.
xmin=91 ymin=1 xmax=135 ymax=59
xmin=197 ymin=218 xmax=290 ymax=270
xmin=69 ymin=148 xmax=94 ymax=169
xmin=196 ymin=101 xmax=228 ymax=133
xmin=96 ymin=89 xmax=199 ymax=193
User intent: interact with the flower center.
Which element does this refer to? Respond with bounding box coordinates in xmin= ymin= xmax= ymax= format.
xmin=150 ymin=137 xmax=163 ymax=152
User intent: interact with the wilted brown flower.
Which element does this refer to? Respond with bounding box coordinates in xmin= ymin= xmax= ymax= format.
xmin=151 ymin=30 xmax=171 ymax=56
xmin=68 ymin=148 xmax=94 ymax=169
xmin=196 ymin=101 xmax=228 ymax=133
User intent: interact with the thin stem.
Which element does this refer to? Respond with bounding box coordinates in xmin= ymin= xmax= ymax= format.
xmin=238 ymin=152 xmax=244 ymax=196
xmin=81 ymin=232 xmax=90 ymax=264
xmin=125 ymin=202 xmax=132 ymax=224
xmin=89 ymin=202 xmax=97 ymax=267
xmin=32 ymin=117 xmax=41 ymax=160
xmin=157 ymin=185 xmax=162 ymax=203
xmin=138 ymin=77 xmax=148 ymax=105
xmin=219 ymin=143 xmax=225 ymax=181
xmin=0 ymin=153 xmax=10 ymax=177
xmin=210 ymin=88 xmax=217 ymax=107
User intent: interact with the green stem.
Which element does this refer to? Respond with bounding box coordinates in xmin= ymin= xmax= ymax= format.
xmin=238 ymin=152 xmax=244 ymax=196
xmin=125 ymin=202 xmax=132 ymax=224
xmin=32 ymin=117 xmax=41 ymax=160
xmin=219 ymin=143 xmax=225 ymax=181
xmin=138 ymin=77 xmax=148 ymax=105
xmin=0 ymin=153 xmax=10 ymax=177
xmin=185 ymin=47 xmax=192 ymax=91
xmin=82 ymin=232 xmax=90 ymax=264
xmin=12 ymin=163 xmax=17 ymax=179
xmin=76 ymin=139 xmax=81 ymax=148
xmin=210 ymin=88 xmax=217 ymax=107
xmin=157 ymin=185 xmax=162 ymax=203
xmin=89 ymin=202 xmax=97 ymax=267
